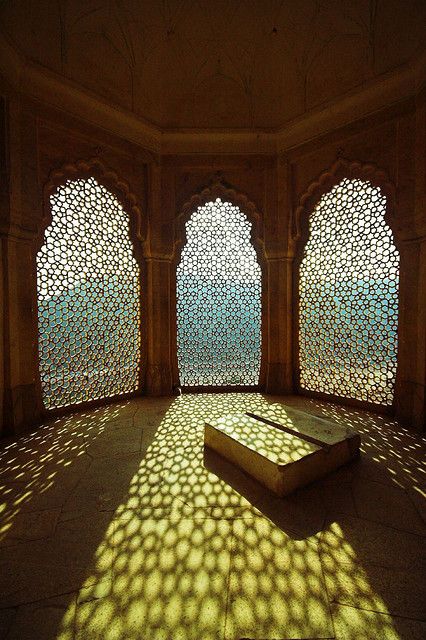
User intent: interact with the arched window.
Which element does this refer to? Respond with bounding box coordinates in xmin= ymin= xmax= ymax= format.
xmin=298 ymin=177 xmax=399 ymax=405
xmin=37 ymin=176 xmax=141 ymax=409
xmin=177 ymin=198 xmax=261 ymax=387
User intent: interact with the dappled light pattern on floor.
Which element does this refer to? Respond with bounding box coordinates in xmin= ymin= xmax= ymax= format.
xmin=0 ymin=394 xmax=425 ymax=639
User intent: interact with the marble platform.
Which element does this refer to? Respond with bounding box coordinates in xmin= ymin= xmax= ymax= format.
xmin=204 ymin=405 xmax=361 ymax=496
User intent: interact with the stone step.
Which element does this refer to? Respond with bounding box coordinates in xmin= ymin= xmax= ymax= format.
xmin=204 ymin=405 xmax=360 ymax=496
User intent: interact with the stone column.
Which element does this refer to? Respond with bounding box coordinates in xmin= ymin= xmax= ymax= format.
xmin=1 ymin=95 xmax=43 ymax=434
xmin=143 ymin=160 xmax=174 ymax=396
xmin=144 ymin=256 xmax=174 ymax=395
xmin=2 ymin=232 xmax=42 ymax=434
xmin=0 ymin=96 xmax=7 ymax=435
xmin=264 ymin=255 xmax=294 ymax=395
xmin=394 ymin=86 xmax=426 ymax=431
xmin=395 ymin=237 xmax=426 ymax=431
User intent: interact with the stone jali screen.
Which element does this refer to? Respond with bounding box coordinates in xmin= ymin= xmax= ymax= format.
xmin=37 ymin=177 xmax=141 ymax=409
xmin=298 ymin=177 xmax=399 ymax=405
xmin=177 ymin=198 xmax=262 ymax=386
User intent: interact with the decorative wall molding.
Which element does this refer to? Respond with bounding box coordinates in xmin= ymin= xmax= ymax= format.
xmin=0 ymin=32 xmax=160 ymax=152
xmin=1 ymin=31 xmax=425 ymax=155
xmin=275 ymin=51 xmax=425 ymax=153
xmin=0 ymin=222 xmax=39 ymax=241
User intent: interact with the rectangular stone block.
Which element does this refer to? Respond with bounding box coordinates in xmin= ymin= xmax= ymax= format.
xmin=204 ymin=405 xmax=360 ymax=496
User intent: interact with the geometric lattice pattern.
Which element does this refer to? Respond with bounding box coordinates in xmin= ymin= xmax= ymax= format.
xmin=177 ymin=198 xmax=261 ymax=386
xmin=299 ymin=178 xmax=399 ymax=405
xmin=37 ymin=177 xmax=141 ymax=409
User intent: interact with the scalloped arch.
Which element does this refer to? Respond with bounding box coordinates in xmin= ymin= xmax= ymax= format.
xmin=174 ymin=179 xmax=265 ymax=263
xmin=41 ymin=158 xmax=146 ymax=252
xmin=292 ymin=159 xmax=397 ymax=245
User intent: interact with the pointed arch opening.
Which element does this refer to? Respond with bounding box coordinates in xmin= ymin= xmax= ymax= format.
xmin=37 ymin=174 xmax=142 ymax=410
xmin=176 ymin=197 xmax=262 ymax=388
xmin=296 ymin=176 xmax=399 ymax=406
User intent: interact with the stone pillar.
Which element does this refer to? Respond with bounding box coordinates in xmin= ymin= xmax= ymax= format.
xmin=394 ymin=86 xmax=426 ymax=431
xmin=0 ymin=96 xmax=7 ymax=436
xmin=1 ymin=96 xmax=43 ymax=434
xmin=144 ymin=257 xmax=174 ymax=395
xmin=2 ymin=233 xmax=42 ymax=434
xmin=143 ymin=160 xmax=174 ymax=396
xmin=264 ymin=256 xmax=294 ymax=395
xmin=394 ymin=238 xmax=426 ymax=431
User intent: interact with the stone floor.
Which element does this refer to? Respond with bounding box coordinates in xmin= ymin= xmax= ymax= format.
xmin=0 ymin=393 xmax=425 ymax=640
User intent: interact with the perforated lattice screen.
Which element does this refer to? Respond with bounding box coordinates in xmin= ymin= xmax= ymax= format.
xmin=177 ymin=198 xmax=261 ymax=386
xmin=299 ymin=178 xmax=399 ymax=405
xmin=37 ymin=177 xmax=141 ymax=409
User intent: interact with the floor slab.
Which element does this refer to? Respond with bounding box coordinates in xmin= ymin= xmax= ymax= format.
xmin=0 ymin=393 xmax=424 ymax=640
xmin=225 ymin=517 xmax=334 ymax=639
xmin=331 ymin=604 xmax=426 ymax=640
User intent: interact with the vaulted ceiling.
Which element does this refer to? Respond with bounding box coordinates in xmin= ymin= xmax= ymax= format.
xmin=1 ymin=0 xmax=425 ymax=130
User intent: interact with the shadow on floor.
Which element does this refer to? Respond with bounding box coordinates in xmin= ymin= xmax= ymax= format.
xmin=0 ymin=393 xmax=424 ymax=640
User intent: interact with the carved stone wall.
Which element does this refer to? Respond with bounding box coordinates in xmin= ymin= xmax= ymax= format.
xmin=0 ymin=65 xmax=425 ymax=434
xmin=0 ymin=89 xmax=152 ymax=434
xmin=283 ymin=98 xmax=426 ymax=429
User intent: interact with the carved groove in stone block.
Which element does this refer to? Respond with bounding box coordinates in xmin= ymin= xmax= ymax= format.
xmin=205 ymin=407 xmax=360 ymax=496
